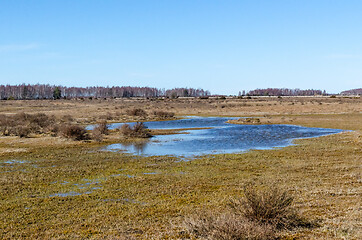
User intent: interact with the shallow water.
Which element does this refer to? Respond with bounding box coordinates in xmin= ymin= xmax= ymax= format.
xmin=103 ymin=117 xmax=344 ymax=157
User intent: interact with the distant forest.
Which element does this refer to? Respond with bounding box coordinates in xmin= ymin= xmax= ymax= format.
xmin=340 ymin=88 xmax=362 ymax=95
xmin=0 ymin=84 xmax=210 ymax=100
xmin=245 ymin=88 xmax=326 ymax=96
xmin=0 ymin=84 xmax=359 ymax=100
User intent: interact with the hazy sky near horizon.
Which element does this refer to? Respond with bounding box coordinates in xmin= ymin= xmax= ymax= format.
xmin=1 ymin=0 xmax=361 ymax=94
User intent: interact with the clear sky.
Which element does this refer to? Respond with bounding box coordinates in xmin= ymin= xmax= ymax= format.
xmin=1 ymin=0 xmax=361 ymax=94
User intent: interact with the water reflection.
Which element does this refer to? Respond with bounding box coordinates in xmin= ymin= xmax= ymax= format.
xmin=111 ymin=140 xmax=149 ymax=155
xmin=103 ymin=117 xmax=344 ymax=157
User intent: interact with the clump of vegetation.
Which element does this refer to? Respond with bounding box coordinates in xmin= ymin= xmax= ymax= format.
xmin=232 ymin=183 xmax=311 ymax=230
xmin=126 ymin=108 xmax=147 ymax=117
xmin=0 ymin=113 xmax=54 ymax=137
xmin=229 ymin=117 xmax=261 ymax=125
xmin=184 ymin=183 xmax=313 ymax=239
xmin=119 ymin=122 xmax=152 ymax=138
xmin=91 ymin=121 xmax=109 ymax=142
xmin=60 ymin=124 xmax=89 ymax=141
xmin=61 ymin=114 xmax=74 ymax=122
xmin=14 ymin=126 xmax=31 ymax=138
xmin=100 ymin=112 xmax=114 ymax=120
xmin=153 ymin=111 xmax=175 ymax=119
xmin=94 ymin=121 xmax=109 ymax=135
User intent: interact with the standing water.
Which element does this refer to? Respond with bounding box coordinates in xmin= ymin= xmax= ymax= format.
xmin=101 ymin=117 xmax=344 ymax=157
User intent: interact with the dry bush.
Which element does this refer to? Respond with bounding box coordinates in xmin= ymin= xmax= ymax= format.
xmin=153 ymin=111 xmax=175 ymax=119
xmin=60 ymin=124 xmax=89 ymax=141
xmin=62 ymin=114 xmax=74 ymax=122
xmin=48 ymin=124 xmax=61 ymax=137
xmin=94 ymin=121 xmax=109 ymax=135
xmin=100 ymin=112 xmax=114 ymax=120
xmin=184 ymin=183 xmax=313 ymax=239
xmin=126 ymin=108 xmax=147 ymax=117
xmin=91 ymin=128 xmax=103 ymax=142
xmin=184 ymin=213 xmax=276 ymax=240
xmin=0 ymin=113 xmax=54 ymax=137
xmin=15 ymin=126 xmax=31 ymax=138
xmin=119 ymin=122 xmax=152 ymax=138
xmin=229 ymin=183 xmax=310 ymax=230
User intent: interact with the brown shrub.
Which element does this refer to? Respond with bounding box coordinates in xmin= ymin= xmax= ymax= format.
xmin=15 ymin=126 xmax=31 ymax=138
xmin=183 ymin=183 xmax=313 ymax=239
xmin=229 ymin=183 xmax=311 ymax=230
xmin=60 ymin=124 xmax=89 ymax=141
xmin=62 ymin=114 xmax=74 ymax=122
xmin=119 ymin=122 xmax=152 ymax=138
xmin=0 ymin=113 xmax=54 ymax=137
xmin=48 ymin=124 xmax=60 ymax=137
xmin=91 ymin=128 xmax=103 ymax=142
xmin=94 ymin=121 xmax=109 ymax=135
xmin=100 ymin=112 xmax=114 ymax=120
xmin=153 ymin=111 xmax=175 ymax=119
xmin=126 ymin=108 xmax=147 ymax=117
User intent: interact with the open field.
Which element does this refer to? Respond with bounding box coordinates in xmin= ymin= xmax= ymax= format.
xmin=0 ymin=97 xmax=361 ymax=239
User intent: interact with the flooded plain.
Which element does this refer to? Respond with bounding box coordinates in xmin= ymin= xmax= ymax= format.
xmin=101 ymin=117 xmax=344 ymax=157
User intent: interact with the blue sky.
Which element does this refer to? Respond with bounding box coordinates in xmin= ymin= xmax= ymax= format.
xmin=1 ymin=0 xmax=361 ymax=94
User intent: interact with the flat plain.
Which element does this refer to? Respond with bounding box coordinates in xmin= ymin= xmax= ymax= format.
xmin=0 ymin=96 xmax=361 ymax=239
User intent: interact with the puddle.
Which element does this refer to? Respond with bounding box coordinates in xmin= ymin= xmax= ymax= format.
xmin=122 ymin=198 xmax=147 ymax=205
xmin=123 ymin=174 xmax=135 ymax=178
xmin=3 ymin=160 xmax=27 ymax=164
xmin=50 ymin=191 xmax=92 ymax=197
xmin=101 ymin=117 xmax=344 ymax=157
xmin=49 ymin=178 xmax=103 ymax=197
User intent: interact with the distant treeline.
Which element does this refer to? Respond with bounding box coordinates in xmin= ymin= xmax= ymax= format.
xmin=245 ymin=88 xmax=326 ymax=96
xmin=340 ymin=88 xmax=362 ymax=96
xmin=0 ymin=84 xmax=210 ymax=100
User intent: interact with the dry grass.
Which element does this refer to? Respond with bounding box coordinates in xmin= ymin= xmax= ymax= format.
xmin=184 ymin=213 xmax=276 ymax=240
xmin=0 ymin=96 xmax=360 ymax=125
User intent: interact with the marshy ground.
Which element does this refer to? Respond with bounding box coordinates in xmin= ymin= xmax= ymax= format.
xmin=0 ymin=96 xmax=361 ymax=239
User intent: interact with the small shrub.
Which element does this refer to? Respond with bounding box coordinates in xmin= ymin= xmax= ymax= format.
xmin=153 ymin=111 xmax=175 ymax=119
xmin=119 ymin=122 xmax=152 ymax=138
xmin=48 ymin=124 xmax=60 ymax=137
xmin=94 ymin=121 xmax=109 ymax=135
xmin=91 ymin=128 xmax=103 ymax=142
xmin=184 ymin=183 xmax=313 ymax=239
xmin=100 ymin=112 xmax=113 ymax=120
xmin=60 ymin=124 xmax=89 ymax=141
xmin=126 ymin=108 xmax=147 ymax=117
xmin=229 ymin=183 xmax=309 ymax=230
xmin=15 ymin=126 xmax=31 ymax=138
xmin=62 ymin=114 xmax=74 ymax=122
